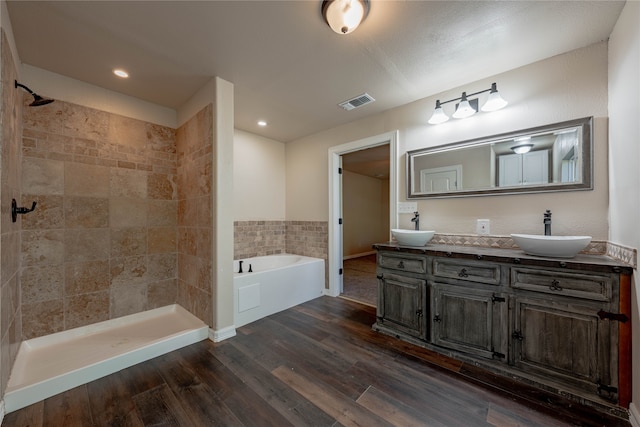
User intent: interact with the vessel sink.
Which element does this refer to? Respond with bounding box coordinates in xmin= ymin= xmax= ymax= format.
xmin=511 ymin=234 xmax=592 ymax=258
xmin=391 ymin=229 xmax=435 ymax=246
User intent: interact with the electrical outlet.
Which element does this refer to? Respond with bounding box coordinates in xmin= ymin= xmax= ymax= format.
xmin=476 ymin=219 xmax=490 ymax=235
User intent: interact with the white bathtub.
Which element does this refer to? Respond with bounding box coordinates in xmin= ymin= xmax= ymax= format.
xmin=233 ymin=254 xmax=325 ymax=327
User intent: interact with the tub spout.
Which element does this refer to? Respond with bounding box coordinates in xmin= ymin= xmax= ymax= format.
xmin=543 ymin=210 xmax=552 ymax=236
xmin=238 ymin=260 xmax=243 ymax=273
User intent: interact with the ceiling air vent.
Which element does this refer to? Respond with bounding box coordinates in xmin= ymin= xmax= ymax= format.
xmin=338 ymin=93 xmax=375 ymax=111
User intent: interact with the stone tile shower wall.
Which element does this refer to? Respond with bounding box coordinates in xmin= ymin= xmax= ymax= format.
xmin=176 ymin=105 xmax=213 ymax=325
xmin=1 ymin=30 xmax=24 ymax=396
xmin=20 ymin=100 xmax=177 ymax=339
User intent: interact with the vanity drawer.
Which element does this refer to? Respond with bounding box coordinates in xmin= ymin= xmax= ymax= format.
xmin=378 ymin=252 xmax=427 ymax=274
xmin=432 ymin=258 xmax=501 ymax=286
xmin=511 ymin=267 xmax=612 ymax=301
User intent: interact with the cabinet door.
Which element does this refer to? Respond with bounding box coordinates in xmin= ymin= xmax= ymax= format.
xmin=511 ymin=297 xmax=617 ymax=401
xmin=431 ymin=283 xmax=508 ymax=361
xmin=377 ymin=272 xmax=426 ymax=339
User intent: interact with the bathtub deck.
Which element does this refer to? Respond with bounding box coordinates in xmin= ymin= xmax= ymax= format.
xmin=4 ymin=304 xmax=209 ymax=413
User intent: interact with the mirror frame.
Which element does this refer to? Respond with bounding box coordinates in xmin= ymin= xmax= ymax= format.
xmin=407 ymin=117 xmax=593 ymax=199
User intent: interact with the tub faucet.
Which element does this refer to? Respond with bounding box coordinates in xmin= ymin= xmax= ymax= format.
xmin=411 ymin=212 xmax=420 ymax=230
xmin=543 ymin=210 xmax=552 ymax=236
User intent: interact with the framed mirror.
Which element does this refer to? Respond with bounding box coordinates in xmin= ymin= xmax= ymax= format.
xmin=407 ymin=117 xmax=593 ymax=198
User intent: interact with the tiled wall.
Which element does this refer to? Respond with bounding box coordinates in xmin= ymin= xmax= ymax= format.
xmin=176 ymin=105 xmax=213 ymax=325
xmin=20 ymin=99 xmax=177 ymax=339
xmin=285 ymin=221 xmax=328 ymax=260
xmin=233 ymin=220 xmax=328 ymax=261
xmin=1 ymin=30 xmax=23 ymax=397
xmin=234 ymin=220 xmax=285 ymax=259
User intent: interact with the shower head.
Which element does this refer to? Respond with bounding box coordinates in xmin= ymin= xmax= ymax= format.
xmin=14 ymin=80 xmax=54 ymax=107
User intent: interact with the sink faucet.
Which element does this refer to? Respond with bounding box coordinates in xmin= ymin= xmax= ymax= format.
xmin=543 ymin=209 xmax=552 ymax=235
xmin=411 ymin=211 xmax=420 ymax=230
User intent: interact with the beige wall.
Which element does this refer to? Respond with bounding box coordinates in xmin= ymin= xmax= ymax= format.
xmin=343 ymin=170 xmax=389 ymax=256
xmin=608 ymin=1 xmax=640 ymax=418
xmin=286 ymin=42 xmax=609 ymax=240
xmin=234 ymin=129 xmax=285 ymax=221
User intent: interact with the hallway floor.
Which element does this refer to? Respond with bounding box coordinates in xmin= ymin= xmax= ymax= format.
xmin=2 ymin=297 xmax=627 ymax=426
xmin=341 ymin=254 xmax=377 ymax=306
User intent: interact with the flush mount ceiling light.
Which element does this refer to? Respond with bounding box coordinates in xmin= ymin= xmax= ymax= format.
xmin=322 ymin=0 xmax=370 ymax=35
xmin=113 ymin=69 xmax=129 ymax=78
xmin=257 ymin=120 xmax=267 ymax=127
xmin=428 ymin=82 xmax=508 ymax=125
xmin=511 ymin=136 xmax=533 ymax=154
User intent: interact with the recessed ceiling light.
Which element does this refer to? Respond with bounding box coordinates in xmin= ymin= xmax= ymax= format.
xmin=113 ymin=69 xmax=129 ymax=78
xmin=257 ymin=120 xmax=267 ymax=127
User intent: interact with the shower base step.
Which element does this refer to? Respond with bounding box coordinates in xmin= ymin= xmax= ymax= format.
xmin=4 ymin=304 xmax=209 ymax=413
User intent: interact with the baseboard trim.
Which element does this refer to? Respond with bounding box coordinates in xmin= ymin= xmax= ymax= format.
xmin=209 ymin=326 xmax=236 ymax=342
xmin=343 ymin=251 xmax=376 ymax=260
xmin=629 ymin=402 xmax=639 ymax=427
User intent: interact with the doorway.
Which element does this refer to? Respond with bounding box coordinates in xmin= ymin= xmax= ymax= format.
xmin=327 ymin=131 xmax=398 ymax=300
xmin=340 ymin=145 xmax=390 ymax=305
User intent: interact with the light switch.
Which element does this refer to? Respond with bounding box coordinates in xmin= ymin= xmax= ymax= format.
xmin=398 ymin=202 xmax=418 ymax=214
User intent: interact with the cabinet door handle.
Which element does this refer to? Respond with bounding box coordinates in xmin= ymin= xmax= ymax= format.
xmin=458 ymin=268 xmax=468 ymax=278
xmin=376 ymin=274 xmax=384 ymax=280
xmin=549 ymin=279 xmax=563 ymax=291
xmin=397 ymin=261 xmax=405 ymax=269
xmin=512 ymin=330 xmax=524 ymax=341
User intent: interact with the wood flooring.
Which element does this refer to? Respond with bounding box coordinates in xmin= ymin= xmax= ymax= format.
xmin=341 ymin=254 xmax=377 ymax=306
xmin=2 ymin=296 xmax=630 ymax=427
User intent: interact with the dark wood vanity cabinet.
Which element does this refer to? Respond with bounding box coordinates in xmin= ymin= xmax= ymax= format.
xmin=376 ymin=252 xmax=428 ymax=339
xmin=373 ymin=246 xmax=632 ymax=412
xmin=431 ymin=283 xmax=508 ymax=361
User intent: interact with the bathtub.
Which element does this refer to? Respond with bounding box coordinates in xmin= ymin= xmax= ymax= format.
xmin=233 ymin=254 xmax=325 ymax=327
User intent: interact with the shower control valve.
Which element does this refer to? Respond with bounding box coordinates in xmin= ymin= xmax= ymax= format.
xmin=11 ymin=199 xmax=37 ymax=223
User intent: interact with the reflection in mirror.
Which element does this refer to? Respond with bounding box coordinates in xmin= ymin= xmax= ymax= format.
xmin=407 ymin=117 xmax=592 ymax=198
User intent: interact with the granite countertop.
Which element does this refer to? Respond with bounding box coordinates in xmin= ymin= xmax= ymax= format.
xmin=373 ymin=242 xmax=634 ymax=274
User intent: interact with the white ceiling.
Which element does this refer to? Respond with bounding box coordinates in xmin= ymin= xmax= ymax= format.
xmin=6 ymin=1 xmax=624 ymax=142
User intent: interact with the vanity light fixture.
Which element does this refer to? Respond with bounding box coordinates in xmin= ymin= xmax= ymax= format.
xmin=322 ymin=0 xmax=369 ymax=35
xmin=428 ymin=82 xmax=508 ymax=125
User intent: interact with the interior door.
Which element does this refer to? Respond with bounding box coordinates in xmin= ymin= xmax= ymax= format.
xmin=337 ymin=155 xmax=344 ymax=294
xmin=420 ymin=165 xmax=461 ymax=192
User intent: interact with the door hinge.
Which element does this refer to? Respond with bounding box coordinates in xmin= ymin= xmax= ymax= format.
xmin=338 ymin=167 xmax=343 ymax=174
xmin=415 ymin=309 xmax=423 ymax=317
xmin=512 ymin=330 xmax=524 ymax=341
xmin=433 ymin=314 xmax=442 ymax=323
xmin=491 ymin=294 xmax=505 ymax=303
xmin=338 ymin=218 xmax=343 ymax=225
xmin=597 ymin=309 xmax=628 ymax=323
xmin=339 ymin=268 xmax=343 ymax=275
